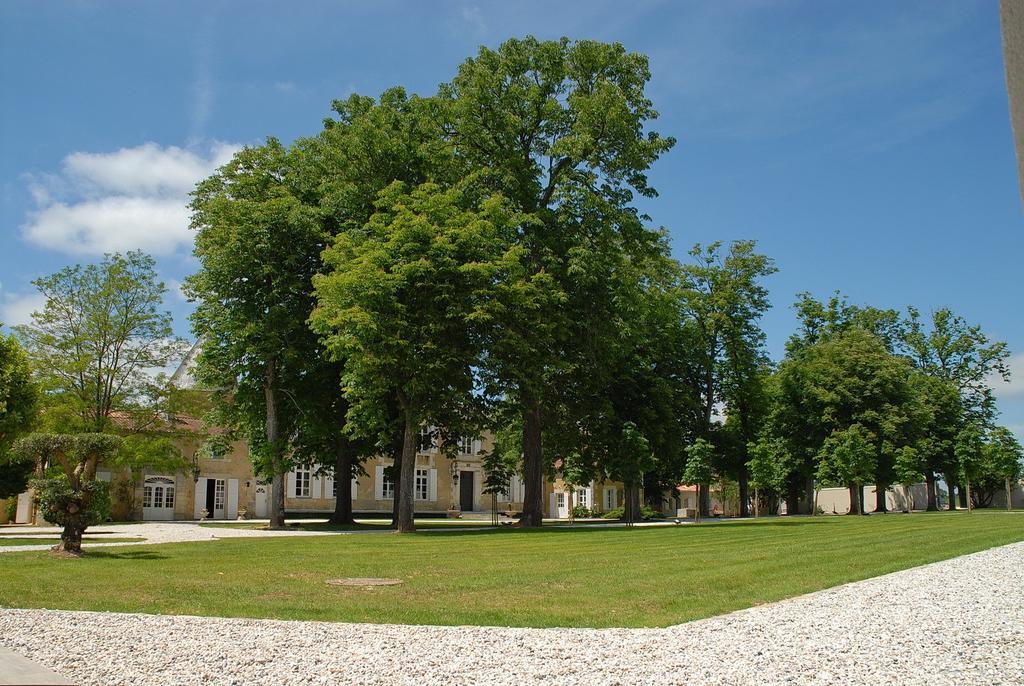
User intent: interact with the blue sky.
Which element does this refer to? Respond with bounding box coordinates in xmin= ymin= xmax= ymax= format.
xmin=2 ymin=0 xmax=1022 ymax=435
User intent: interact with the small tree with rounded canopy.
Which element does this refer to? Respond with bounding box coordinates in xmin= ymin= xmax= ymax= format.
xmin=893 ymin=445 xmax=923 ymax=513
xmin=982 ymin=427 xmax=1021 ymax=511
xmin=746 ymin=436 xmax=790 ymax=517
xmin=954 ymin=424 xmax=985 ymax=514
xmin=14 ymin=433 xmax=121 ymax=554
xmin=817 ymin=424 xmax=877 ymax=515
xmin=683 ymin=438 xmax=714 ymax=524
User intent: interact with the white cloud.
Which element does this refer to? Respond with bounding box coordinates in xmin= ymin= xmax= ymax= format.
xmin=22 ymin=142 xmax=240 ymax=257
xmin=1 ymin=292 xmax=47 ymax=327
xmin=991 ymin=353 xmax=1024 ymax=399
xmin=460 ymin=5 xmax=487 ymax=37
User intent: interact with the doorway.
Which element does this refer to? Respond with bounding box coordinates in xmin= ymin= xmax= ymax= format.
xmin=459 ymin=471 xmax=475 ymax=511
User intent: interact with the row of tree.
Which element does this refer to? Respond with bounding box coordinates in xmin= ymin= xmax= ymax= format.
xmin=741 ymin=296 xmax=1020 ymax=516
xmin=182 ymin=36 xmax=1019 ymax=529
xmin=1 ymin=38 xmax=1019 ymax=550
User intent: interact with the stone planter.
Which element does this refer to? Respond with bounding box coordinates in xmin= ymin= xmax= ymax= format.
xmin=446 ymin=508 xmax=462 ymax=519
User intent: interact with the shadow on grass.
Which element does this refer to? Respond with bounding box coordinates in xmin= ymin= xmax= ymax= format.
xmin=86 ymin=550 xmax=169 ymax=561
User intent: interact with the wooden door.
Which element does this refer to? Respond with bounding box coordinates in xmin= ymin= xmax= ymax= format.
xmin=459 ymin=471 xmax=474 ymax=511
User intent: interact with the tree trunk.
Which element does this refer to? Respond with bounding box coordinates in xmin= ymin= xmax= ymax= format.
xmin=395 ymin=410 xmax=418 ymax=533
xmin=520 ymin=401 xmax=544 ymax=528
xmin=944 ymin=472 xmax=957 ymax=510
xmin=54 ymin=500 xmax=88 ymax=555
xmin=330 ymin=437 xmax=355 ymax=525
xmin=957 ymin=484 xmax=968 ymax=509
xmin=694 ymin=484 xmax=701 ymax=524
xmin=964 ymin=477 xmax=972 ymax=514
xmin=1007 ymin=477 xmax=1014 ymax=512
xmin=753 ymin=487 xmax=759 ymax=517
xmin=738 ymin=466 xmax=750 ymax=518
xmin=785 ymin=479 xmax=800 ymax=516
xmin=264 ymin=361 xmax=286 ymax=530
xmin=804 ymin=477 xmax=815 ymax=515
xmin=699 ymin=482 xmax=710 ymax=518
xmin=903 ymin=484 xmax=913 ymax=513
xmin=848 ymin=484 xmax=861 ymax=515
xmin=856 ymin=483 xmax=865 ymax=515
xmin=390 ymin=434 xmax=403 ymax=527
xmin=874 ymin=483 xmax=888 ymax=513
xmin=925 ymin=472 xmax=938 ymax=511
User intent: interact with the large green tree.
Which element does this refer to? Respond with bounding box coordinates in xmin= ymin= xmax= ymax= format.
xmin=0 ymin=330 xmax=39 ymax=502
xmin=187 ymin=139 xmax=324 ymax=529
xmin=15 ymin=251 xmax=185 ymax=433
xmin=440 ymin=36 xmax=675 ymax=527
xmin=0 ymin=329 xmax=39 ymax=452
xmin=311 ymin=183 xmax=515 ymax=532
xmin=680 ymin=241 xmax=776 ymax=516
xmin=771 ymin=328 xmax=914 ymax=515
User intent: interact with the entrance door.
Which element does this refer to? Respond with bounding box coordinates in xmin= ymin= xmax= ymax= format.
xmin=459 ymin=471 xmax=474 ymax=511
xmin=142 ymin=476 xmax=176 ymax=520
xmin=254 ymin=484 xmax=269 ymax=518
xmin=556 ymin=491 xmax=568 ymax=518
xmin=207 ymin=478 xmax=226 ymax=519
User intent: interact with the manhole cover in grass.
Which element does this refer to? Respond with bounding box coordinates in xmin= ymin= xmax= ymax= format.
xmin=325 ymin=577 xmax=403 ymax=587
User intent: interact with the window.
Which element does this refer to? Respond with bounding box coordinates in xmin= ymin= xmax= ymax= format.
xmin=605 ymin=487 xmax=616 ymax=511
xmin=294 ymin=467 xmax=311 ymax=498
xmin=143 ymin=477 xmax=174 ymax=509
xmin=459 ymin=436 xmax=476 ymax=455
xmin=557 ymin=492 xmax=565 ymax=508
xmin=418 ymin=426 xmax=436 ymax=453
xmin=578 ymin=488 xmax=590 ymax=508
xmin=382 ymin=472 xmax=395 ymax=500
xmin=415 ymin=468 xmax=429 ymax=501
xmin=214 ymin=479 xmax=226 ymax=510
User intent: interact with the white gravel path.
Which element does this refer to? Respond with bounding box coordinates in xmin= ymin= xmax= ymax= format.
xmin=1 ymin=541 xmax=1021 ymax=685
xmin=0 ymin=521 xmax=349 ymax=552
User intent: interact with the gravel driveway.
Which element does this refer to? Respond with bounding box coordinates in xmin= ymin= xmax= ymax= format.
xmin=0 ymin=521 xmax=348 ymax=552
xmin=1 ymin=541 xmax=1021 ymax=685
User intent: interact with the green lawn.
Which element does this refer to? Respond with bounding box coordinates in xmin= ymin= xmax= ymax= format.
xmin=1 ymin=512 xmax=1020 ymax=628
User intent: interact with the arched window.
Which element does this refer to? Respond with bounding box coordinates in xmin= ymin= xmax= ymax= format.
xmin=143 ymin=476 xmax=176 ymax=509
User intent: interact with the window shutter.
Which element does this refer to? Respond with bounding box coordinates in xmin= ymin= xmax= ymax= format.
xmin=374 ymin=465 xmax=384 ymax=500
xmin=193 ymin=478 xmax=207 ymax=519
xmin=227 ymin=479 xmax=239 ymax=518
xmin=287 ymin=472 xmax=297 ymax=499
xmin=351 ymin=478 xmax=358 ymax=500
xmin=428 ymin=469 xmax=437 ymax=502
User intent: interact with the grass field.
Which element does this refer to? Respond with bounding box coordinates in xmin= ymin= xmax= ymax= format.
xmin=1 ymin=512 xmax=1021 ymax=628
xmin=0 ymin=537 xmax=143 ymax=546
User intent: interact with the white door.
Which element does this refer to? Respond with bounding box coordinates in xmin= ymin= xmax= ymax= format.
xmin=142 ymin=476 xmax=176 ymax=520
xmin=557 ymin=491 xmax=568 ymax=518
xmin=15 ymin=491 xmax=32 ymax=523
xmin=254 ymin=484 xmax=269 ymax=518
xmin=226 ymin=479 xmax=239 ymax=519
xmin=213 ymin=478 xmax=226 ymax=519
xmin=194 ymin=477 xmax=208 ymax=519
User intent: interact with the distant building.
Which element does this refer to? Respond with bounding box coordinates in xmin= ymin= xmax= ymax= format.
xmin=1000 ymin=0 xmax=1024 ymax=200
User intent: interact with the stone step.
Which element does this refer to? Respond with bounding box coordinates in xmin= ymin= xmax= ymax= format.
xmin=0 ymin=648 xmax=74 ymax=686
